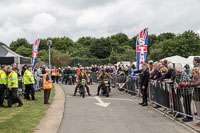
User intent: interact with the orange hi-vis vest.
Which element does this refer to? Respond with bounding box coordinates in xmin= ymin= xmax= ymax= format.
xmin=55 ymin=71 xmax=60 ymax=76
xmin=43 ymin=74 xmax=53 ymax=89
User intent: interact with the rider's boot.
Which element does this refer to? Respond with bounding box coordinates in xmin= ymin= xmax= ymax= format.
xmin=97 ymin=86 xmax=100 ymax=95
xmin=74 ymin=86 xmax=78 ymax=96
xmin=86 ymin=86 xmax=91 ymax=96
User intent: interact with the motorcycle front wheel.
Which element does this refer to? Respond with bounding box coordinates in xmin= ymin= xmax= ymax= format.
xmin=106 ymin=86 xmax=109 ymax=97
xmin=80 ymin=85 xmax=85 ymax=98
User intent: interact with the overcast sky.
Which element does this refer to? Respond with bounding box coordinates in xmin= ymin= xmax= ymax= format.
xmin=0 ymin=0 xmax=199 ymax=45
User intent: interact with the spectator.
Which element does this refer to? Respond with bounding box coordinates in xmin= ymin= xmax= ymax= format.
xmin=158 ymin=67 xmax=168 ymax=81
xmin=155 ymin=63 xmax=163 ymax=80
xmin=165 ymin=63 xmax=176 ymax=80
xmin=175 ymin=64 xmax=193 ymax=122
xmin=131 ymin=63 xmax=136 ymax=70
xmin=181 ymin=68 xmax=200 ymax=126
xmin=194 ymin=57 xmax=200 ymax=68
xmin=184 ymin=64 xmax=190 ymax=75
xmin=125 ymin=66 xmax=135 ymax=93
xmin=150 ymin=63 xmax=158 ymax=79
xmin=148 ymin=60 xmax=154 ymax=77
xmin=41 ymin=66 xmax=46 ymax=74
xmin=163 ymin=60 xmax=168 ymax=67
xmin=124 ymin=67 xmax=128 ymax=76
xmin=106 ymin=66 xmax=110 ymax=73
xmin=21 ymin=65 xmax=27 ymax=77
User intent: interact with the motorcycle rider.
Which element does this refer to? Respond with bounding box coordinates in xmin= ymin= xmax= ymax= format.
xmin=67 ymin=67 xmax=73 ymax=85
xmin=74 ymin=67 xmax=91 ymax=96
xmin=97 ymin=69 xmax=113 ymax=95
xmin=62 ymin=67 xmax=68 ymax=84
xmin=72 ymin=67 xmax=77 ymax=85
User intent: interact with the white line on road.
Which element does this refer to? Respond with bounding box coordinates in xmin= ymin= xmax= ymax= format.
xmin=66 ymin=95 xmax=136 ymax=102
xmin=94 ymin=96 xmax=110 ymax=107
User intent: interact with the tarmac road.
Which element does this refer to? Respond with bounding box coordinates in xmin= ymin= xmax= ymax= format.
xmin=58 ymin=83 xmax=195 ymax=133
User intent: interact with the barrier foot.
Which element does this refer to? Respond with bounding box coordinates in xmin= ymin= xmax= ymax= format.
xmin=163 ymin=108 xmax=168 ymax=117
xmin=148 ymin=101 xmax=153 ymax=107
xmin=135 ymin=93 xmax=141 ymax=99
xmin=173 ymin=112 xmax=178 ymax=121
xmin=135 ymin=95 xmax=141 ymax=100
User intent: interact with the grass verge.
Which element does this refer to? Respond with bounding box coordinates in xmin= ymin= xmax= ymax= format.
xmin=0 ymin=87 xmax=55 ymax=133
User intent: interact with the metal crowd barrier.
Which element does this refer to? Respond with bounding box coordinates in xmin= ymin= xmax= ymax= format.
xmin=148 ymin=80 xmax=200 ymax=121
xmin=37 ymin=76 xmax=43 ymax=90
xmin=18 ymin=78 xmax=23 ymax=96
xmin=124 ymin=76 xmax=138 ymax=94
xmin=113 ymin=75 xmax=200 ymax=121
xmin=111 ymin=74 xmax=117 ymax=86
xmin=148 ymin=80 xmax=173 ymax=113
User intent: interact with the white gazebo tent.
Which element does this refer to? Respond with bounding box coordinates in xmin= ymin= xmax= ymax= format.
xmin=161 ymin=55 xmax=188 ymax=67
xmin=0 ymin=45 xmax=31 ymax=66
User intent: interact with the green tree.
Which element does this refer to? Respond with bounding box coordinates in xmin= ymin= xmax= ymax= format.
xmin=111 ymin=33 xmax=129 ymax=44
xmin=76 ymin=37 xmax=95 ymax=46
xmin=10 ymin=38 xmax=30 ymax=51
xmin=147 ymin=48 xmax=165 ymax=61
xmin=90 ymin=38 xmax=112 ymax=59
xmin=15 ymin=46 xmax=32 ymax=57
xmin=162 ymin=30 xmax=200 ymax=58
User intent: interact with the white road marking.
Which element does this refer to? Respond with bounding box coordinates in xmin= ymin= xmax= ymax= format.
xmin=66 ymin=95 xmax=135 ymax=102
xmin=94 ymin=96 xmax=110 ymax=107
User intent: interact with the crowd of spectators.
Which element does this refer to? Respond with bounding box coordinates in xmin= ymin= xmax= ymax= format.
xmin=136 ymin=57 xmax=200 ymax=125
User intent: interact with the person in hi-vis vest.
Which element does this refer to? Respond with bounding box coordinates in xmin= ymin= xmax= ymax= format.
xmin=23 ymin=66 xmax=36 ymax=100
xmin=55 ymin=69 xmax=60 ymax=84
xmin=0 ymin=65 xmax=7 ymax=107
xmin=7 ymin=67 xmax=23 ymax=108
xmin=43 ymin=67 xmax=53 ymax=104
xmin=51 ymin=67 xmax=56 ymax=83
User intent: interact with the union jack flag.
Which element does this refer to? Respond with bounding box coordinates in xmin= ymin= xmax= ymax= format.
xmin=32 ymin=39 xmax=40 ymax=71
xmin=136 ymin=28 xmax=148 ymax=70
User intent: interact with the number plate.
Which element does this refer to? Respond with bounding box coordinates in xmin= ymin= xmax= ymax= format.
xmin=82 ymin=79 xmax=86 ymax=85
xmin=104 ymin=81 xmax=108 ymax=84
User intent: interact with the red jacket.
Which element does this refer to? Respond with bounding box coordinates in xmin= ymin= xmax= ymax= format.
xmin=77 ymin=68 xmax=81 ymax=76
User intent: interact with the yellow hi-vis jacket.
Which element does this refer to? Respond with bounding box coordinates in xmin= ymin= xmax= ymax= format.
xmin=23 ymin=70 xmax=35 ymax=85
xmin=0 ymin=70 xmax=7 ymax=85
xmin=8 ymin=71 xmax=18 ymax=88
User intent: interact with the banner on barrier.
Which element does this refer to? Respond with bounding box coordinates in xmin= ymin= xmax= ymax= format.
xmin=32 ymin=39 xmax=40 ymax=70
xmin=136 ymin=28 xmax=148 ymax=70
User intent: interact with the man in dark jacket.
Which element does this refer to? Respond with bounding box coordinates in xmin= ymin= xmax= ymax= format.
xmin=134 ymin=63 xmax=149 ymax=106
